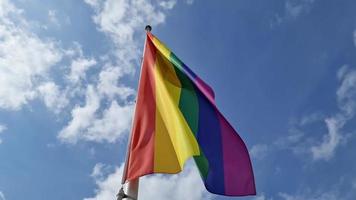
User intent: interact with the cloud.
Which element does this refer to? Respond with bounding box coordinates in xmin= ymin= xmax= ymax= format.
xmin=0 ymin=124 xmax=6 ymax=133
xmin=47 ymin=9 xmax=71 ymax=27
xmin=353 ymin=30 xmax=356 ymax=47
xmin=336 ymin=66 xmax=356 ymax=117
xmin=1 ymin=0 xmax=178 ymax=145
xmin=91 ymin=163 xmax=104 ymax=178
xmin=85 ymin=100 xmax=133 ymax=143
xmin=352 ymin=180 xmax=356 ymax=189
xmin=186 ymin=0 xmax=195 ymax=5
xmin=58 ymin=85 xmax=100 ymax=143
xmin=84 ymin=163 xmax=122 ymax=200
xmin=0 ymin=123 xmax=7 ymax=144
xmin=97 ymin=66 xmax=135 ymax=100
xmin=273 ymin=66 xmax=356 ymax=161
xmin=276 ymin=173 xmax=356 ymax=200
xmin=58 ymin=85 xmax=134 ymax=143
xmin=84 ymin=0 xmax=174 ymax=74
xmin=250 ymin=126 xmax=308 ymax=162
xmin=84 ymin=161 xmax=211 ymax=200
xmin=48 ymin=10 xmax=59 ymax=26
xmin=285 ymin=0 xmax=315 ymax=19
xmin=278 ymin=182 xmax=356 ymax=200
xmin=1 ymin=0 xmax=118 ymax=126
xmin=0 ymin=0 xmax=62 ymax=110
xmin=58 ymin=59 xmax=135 ymax=143
xmin=0 ymin=0 xmax=21 ymax=17
xmin=270 ymin=0 xmax=316 ymax=27
xmin=0 ymin=191 xmax=5 ymax=200
xmin=251 ymin=66 xmax=356 ymax=161
xmin=90 ymin=163 xmax=113 ymax=180
xmin=310 ymin=66 xmax=356 ymax=160
xmin=83 ymin=0 xmax=100 ymax=8
xmin=67 ymin=57 xmax=97 ymax=84
xmin=57 ymin=0 xmax=179 ymax=144
xmin=310 ymin=116 xmax=344 ymax=160
xmin=279 ymin=191 xmax=340 ymax=200
xmin=37 ymin=82 xmax=69 ymax=113
xmin=299 ymin=112 xmax=324 ymax=126
xmin=253 ymin=194 xmax=273 ymax=200
xmin=276 ymin=126 xmax=309 ymax=155
xmin=59 ymin=0 xmax=171 ymax=144
xmin=159 ymin=0 xmax=177 ymax=9
xmin=250 ymin=144 xmax=269 ymax=160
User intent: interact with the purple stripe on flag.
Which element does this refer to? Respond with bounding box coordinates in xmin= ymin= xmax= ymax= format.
xmin=218 ymin=111 xmax=256 ymax=196
xmin=194 ymin=77 xmax=215 ymax=104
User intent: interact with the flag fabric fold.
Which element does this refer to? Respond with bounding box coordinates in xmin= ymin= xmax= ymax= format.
xmin=122 ymin=32 xmax=256 ymax=196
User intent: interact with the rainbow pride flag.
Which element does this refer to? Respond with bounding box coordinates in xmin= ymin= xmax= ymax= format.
xmin=122 ymin=32 xmax=256 ymax=196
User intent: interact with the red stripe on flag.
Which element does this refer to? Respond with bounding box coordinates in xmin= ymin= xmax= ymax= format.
xmin=125 ymin=35 xmax=157 ymax=181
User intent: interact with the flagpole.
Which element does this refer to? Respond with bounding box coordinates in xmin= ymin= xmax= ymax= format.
xmin=117 ymin=25 xmax=152 ymax=200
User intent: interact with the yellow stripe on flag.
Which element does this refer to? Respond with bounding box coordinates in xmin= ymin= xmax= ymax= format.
xmin=153 ymin=43 xmax=200 ymax=170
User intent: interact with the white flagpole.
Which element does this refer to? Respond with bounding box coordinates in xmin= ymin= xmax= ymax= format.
xmin=126 ymin=179 xmax=139 ymax=199
xmin=117 ymin=25 xmax=152 ymax=200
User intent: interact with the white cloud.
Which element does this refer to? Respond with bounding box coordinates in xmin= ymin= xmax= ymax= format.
xmin=311 ymin=66 xmax=356 ymax=160
xmin=299 ymin=112 xmax=324 ymax=126
xmin=47 ymin=9 xmax=71 ymax=27
xmin=310 ymin=116 xmax=344 ymax=160
xmin=249 ymin=124 xmax=308 ymax=160
xmin=250 ymin=144 xmax=269 ymax=160
xmin=90 ymin=163 xmax=112 ymax=180
xmin=0 ymin=0 xmax=160 ymax=146
xmin=138 ymin=164 xmax=209 ymax=200
xmin=255 ymin=67 xmax=356 ymax=161
xmin=253 ymin=194 xmax=273 ymax=200
xmin=48 ymin=10 xmax=59 ymax=26
xmin=37 ymin=82 xmax=69 ymax=113
xmin=85 ymin=100 xmax=133 ymax=143
xmin=58 ymin=85 xmax=100 ymax=143
xmin=84 ymin=0 xmax=100 ymax=8
xmin=84 ymin=161 xmax=210 ymax=200
xmin=84 ymin=164 xmax=122 ymax=200
xmin=271 ymin=0 xmax=316 ymax=27
xmin=58 ymin=67 xmax=134 ymax=143
xmin=0 ymin=124 xmax=6 ymax=133
xmin=67 ymin=58 xmax=97 ymax=84
xmin=285 ymin=0 xmax=315 ymax=19
xmin=91 ymin=163 xmax=104 ymax=178
xmin=352 ymin=180 xmax=356 ymax=189
xmin=0 ymin=191 xmax=5 ymax=200
xmin=0 ymin=0 xmax=21 ymax=17
xmin=57 ymin=0 xmax=174 ymax=144
xmin=0 ymin=123 xmax=7 ymax=144
xmin=58 ymin=85 xmax=133 ymax=143
xmin=285 ymin=2 xmax=303 ymax=19
xmin=277 ymin=177 xmax=356 ymax=200
xmin=353 ymin=30 xmax=356 ymax=47
xmin=278 ymin=126 xmax=308 ymax=155
xmin=0 ymin=0 xmax=62 ymax=110
xmin=186 ymin=0 xmax=195 ymax=5
xmin=159 ymin=0 xmax=177 ymax=9
xmin=336 ymin=67 xmax=356 ymax=117
xmin=58 ymin=0 xmax=178 ymax=144
xmin=97 ymin=66 xmax=135 ymax=100
xmin=0 ymin=0 xmax=178 ymax=146
xmin=84 ymin=0 xmax=172 ymax=74
xmin=279 ymin=191 xmax=339 ymax=200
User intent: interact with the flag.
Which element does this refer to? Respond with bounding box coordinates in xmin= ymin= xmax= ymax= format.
xmin=122 ymin=32 xmax=256 ymax=196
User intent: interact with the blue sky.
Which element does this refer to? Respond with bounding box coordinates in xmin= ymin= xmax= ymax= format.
xmin=0 ymin=0 xmax=356 ymax=199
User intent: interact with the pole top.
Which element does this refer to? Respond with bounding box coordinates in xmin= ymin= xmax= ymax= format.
xmin=145 ymin=25 xmax=152 ymax=32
